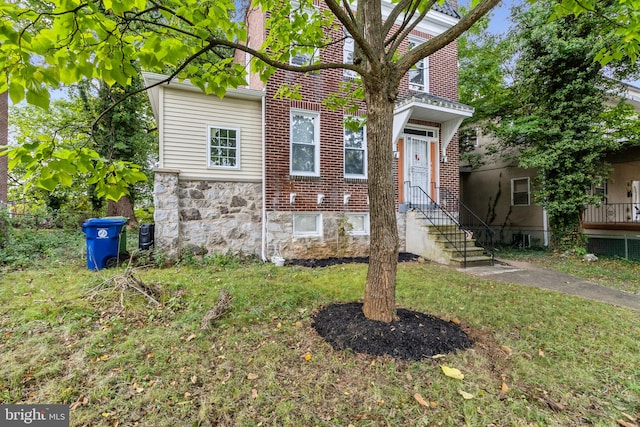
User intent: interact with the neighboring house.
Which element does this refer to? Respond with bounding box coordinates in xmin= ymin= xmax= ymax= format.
xmin=145 ymin=1 xmax=488 ymax=265
xmin=460 ymin=83 xmax=640 ymax=254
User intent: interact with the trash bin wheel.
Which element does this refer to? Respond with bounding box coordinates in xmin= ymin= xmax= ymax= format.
xmin=105 ymin=257 xmax=119 ymax=268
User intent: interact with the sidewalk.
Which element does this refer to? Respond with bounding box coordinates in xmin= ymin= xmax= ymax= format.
xmin=458 ymin=259 xmax=640 ymax=312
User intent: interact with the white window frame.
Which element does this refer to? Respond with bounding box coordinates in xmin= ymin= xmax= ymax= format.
xmin=345 ymin=213 xmax=369 ymax=236
xmin=343 ymin=27 xmax=357 ymax=78
xmin=290 ymin=3 xmax=320 ymax=66
xmin=408 ymin=38 xmax=429 ymax=93
xmin=511 ymin=177 xmax=531 ymax=206
xmin=293 ymin=213 xmax=322 ymax=237
xmin=344 ymin=117 xmax=367 ymax=179
xmin=207 ymin=125 xmax=240 ymax=169
xmin=290 ymin=109 xmax=320 ymax=177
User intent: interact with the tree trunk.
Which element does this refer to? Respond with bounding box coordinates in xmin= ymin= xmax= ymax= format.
xmin=362 ymin=80 xmax=400 ymax=322
xmin=106 ymin=195 xmax=138 ymax=226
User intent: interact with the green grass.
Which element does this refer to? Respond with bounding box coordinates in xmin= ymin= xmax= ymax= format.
xmin=1 ymin=230 xmax=639 ymax=425
xmin=1 ymin=259 xmax=639 ymax=426
xmin=498 ymin=248 xmax=640 ymax=294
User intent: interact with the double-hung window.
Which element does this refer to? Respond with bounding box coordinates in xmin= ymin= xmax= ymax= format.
xmin=290 ymin=110 xmax=320 ymax=176
xmin=343 ymin=28 xmax=357 ymax=78
xmin=344 ymin=117 xmax=366 ymax=178
xmin=511 ymin=177 xmax=530 ymax=206
xmin=290 ymin=3 xmax=319 ymax=66
xmin=408 ymin=38 xmax=429 ymax=92
xmin=208 ymin=126 xmax=239 ymax=168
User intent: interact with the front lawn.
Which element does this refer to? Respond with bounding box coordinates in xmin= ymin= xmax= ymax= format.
xmin=1 ymin=256 xmax=638 ymax=426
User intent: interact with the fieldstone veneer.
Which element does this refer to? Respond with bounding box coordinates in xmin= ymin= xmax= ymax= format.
xmin=154 ymin=169 xmax=262 ymax=259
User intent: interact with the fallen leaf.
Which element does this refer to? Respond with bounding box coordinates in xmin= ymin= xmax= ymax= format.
xmin=295 ymin=321 xmax=303 ymax=327
xmin=499 ymin=382 xmax=509 ymax=400
xmin=616 ymin=420 xmax=638 ymax=427
xmin=185 ymin=334 xmax=196 ymax=342
xmin=451 ymin=317 xmax=461 ymax=325
xmin=191 ymin=375 xmax=197 ymax=384
xmin=441 ymin=365 xmax=464 ymax=380
xmin=458 ymin=389 xmax=474 ymax=400
xmin=500 ymin=345 xmax=513 ymax=356
xmin=432 ymin=354 xmax=446 ymax=359
xmin=251 ymin=388 xmax=258 ymax=399
xmin=247 ymin=373 xmax=259 ymax=380
xmin=406 ymin=373 xmax=413 ymax=381
xmin=414 ymin=393 xmax=430 ymax=407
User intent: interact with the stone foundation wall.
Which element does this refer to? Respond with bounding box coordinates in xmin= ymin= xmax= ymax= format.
xmin=265 ymin=211 xmax=407 ymax=261
xmin=154 ymin=170 xmax=407 ymax=261
xmin=154 ymin=170 xmax=262 ymax=259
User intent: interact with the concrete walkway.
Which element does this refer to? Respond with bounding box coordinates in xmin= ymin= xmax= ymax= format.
xmin=458 ymin=259 xmax=640 ymax=312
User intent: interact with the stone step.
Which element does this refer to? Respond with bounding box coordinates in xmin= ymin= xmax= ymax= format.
xmin=449 ymin=255 xmax=494 ymax=268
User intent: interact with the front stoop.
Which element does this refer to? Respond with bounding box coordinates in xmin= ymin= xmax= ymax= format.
xmin=405 ymin=212 xmax=493 ymax=268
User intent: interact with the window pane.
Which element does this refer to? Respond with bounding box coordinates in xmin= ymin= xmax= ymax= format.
xmin=345 ymin=127 xmax=364 ymax=149
xmin=513 ymin=192 xmax=529 ymax=205
xmin=347 ymin=215 xmax=365 ymax=233
xmin=209 ymin=127 xmax=238 ymax=168
xmin=513 ymin=179 xmax=528 ymax=193
xmin=292 ymin=144 xmax=315 ymax=172
xmin=345 ymin=149 xmax=364 ymax=175
xmin=294 ymin=214 xmax=319 ymax=234
xmin=292 ymin=115 xmax=315 ymax=144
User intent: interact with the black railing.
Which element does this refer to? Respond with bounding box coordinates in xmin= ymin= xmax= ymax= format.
xmin=403 ymin=182 xmax=495 ymax=267
xmin=583 ymin=203 xmax=640 ymax=224
xmin=439 ymin=187 xmax=495 ymax=259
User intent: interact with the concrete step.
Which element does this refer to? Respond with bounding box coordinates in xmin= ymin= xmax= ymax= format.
xmin=449 ymin=255 xmax=494 ymax=268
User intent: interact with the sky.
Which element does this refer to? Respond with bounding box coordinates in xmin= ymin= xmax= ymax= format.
xmin=459 ymin=0 xmax=640 ymax=88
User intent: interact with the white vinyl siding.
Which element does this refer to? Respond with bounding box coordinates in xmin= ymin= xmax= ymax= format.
xmin=160 ymin=87 xmax=262 ymax=181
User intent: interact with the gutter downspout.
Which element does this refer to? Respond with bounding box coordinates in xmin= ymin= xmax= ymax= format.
xmin=261 ymin=92 xmax=268 ymax=262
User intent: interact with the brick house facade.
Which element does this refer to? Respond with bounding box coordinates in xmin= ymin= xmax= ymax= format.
xmin=146 ymin=1 xmax=474 ymax=261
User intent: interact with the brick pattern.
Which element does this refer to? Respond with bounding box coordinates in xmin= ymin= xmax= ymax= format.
xmin=261 ymin=5 xmax=461 ymax=213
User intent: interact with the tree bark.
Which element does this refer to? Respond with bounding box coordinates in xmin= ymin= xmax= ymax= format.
xmin=106 ymin=195 xmax=138 ymax=226
xmin=361 ymin=78 xmax=400 ymax=322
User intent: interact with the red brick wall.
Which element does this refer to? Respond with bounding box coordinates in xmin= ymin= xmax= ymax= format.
xmin=0 ymin=91 xmax=7 ymax=205
xmin=262 ymin=4 xmax=461 ymax=212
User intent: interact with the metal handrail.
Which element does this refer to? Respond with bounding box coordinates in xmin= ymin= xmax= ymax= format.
xmin=439 ymin=187 xmax=496 ymax=262
xmin=403 ymin=181 xmax=495 ymax=267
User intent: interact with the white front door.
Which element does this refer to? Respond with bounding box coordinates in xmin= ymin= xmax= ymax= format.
xmin=406 ymin=136 xmax=438 ymax=205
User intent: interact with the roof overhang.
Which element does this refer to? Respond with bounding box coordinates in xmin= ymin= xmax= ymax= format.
xmin=393 ymin=94 xmax=474 ymax=160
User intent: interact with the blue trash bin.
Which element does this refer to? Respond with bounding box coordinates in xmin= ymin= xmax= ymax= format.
xmin=82 ymin=218 xmax=127 ymax=270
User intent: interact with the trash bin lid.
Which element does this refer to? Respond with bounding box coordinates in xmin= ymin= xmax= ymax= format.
xmin=82 ymin=218 xmax=127 ymax=228
xmin=103 ymin=216 xmax=130 ymax=224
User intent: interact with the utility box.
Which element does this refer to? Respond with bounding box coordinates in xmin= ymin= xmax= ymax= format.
xmin=82 ymin=218 xmax=127 ymax=270
xmin=139 ymin=223 xmax=155 ymax=250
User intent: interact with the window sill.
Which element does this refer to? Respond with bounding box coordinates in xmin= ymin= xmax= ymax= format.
xmin=290 ymin=175 xmax=321 ymax=181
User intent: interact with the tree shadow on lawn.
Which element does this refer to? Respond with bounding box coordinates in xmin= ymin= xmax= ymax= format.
xmin=288 ymin=254 xmax=473 ymax=361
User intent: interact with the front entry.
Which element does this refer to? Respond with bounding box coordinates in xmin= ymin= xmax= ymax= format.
xmin=405 ymin=136 xmax=438 ymax=206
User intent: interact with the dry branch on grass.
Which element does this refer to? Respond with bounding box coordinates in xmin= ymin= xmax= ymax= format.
xmin=87 ymin=263 xmax=162 ymax=309
xmin=201 ymin=289 xmax=232 ymax=330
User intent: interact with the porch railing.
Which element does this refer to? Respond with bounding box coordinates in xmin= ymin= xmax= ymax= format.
xmin=583 ymin=203 xmax=640 ymax=225
xmin=403 ymin=182 xmax=495 ymax=266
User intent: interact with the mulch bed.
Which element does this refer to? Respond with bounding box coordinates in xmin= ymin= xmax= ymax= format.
xmin=312 ymin=302 xmax=472 ymax=361
xmin=293 ymin=253 xmax=472 ymax=361
xmin=287 ymin=252 xmax=420 ymax=268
